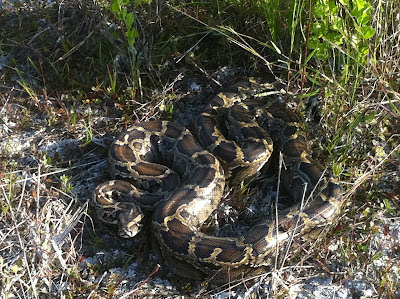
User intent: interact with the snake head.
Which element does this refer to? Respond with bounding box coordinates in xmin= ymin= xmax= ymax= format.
xmin=95 ymin=202 xmax=144 ymax=238
xmin=118 ymin=206 xmax=144 ymax=238
xmin=93 ymin=181 xmax=145 ymax=238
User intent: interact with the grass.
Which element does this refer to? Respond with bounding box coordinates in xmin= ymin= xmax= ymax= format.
xmin=0 ymin=0 xmax=399 ymax=297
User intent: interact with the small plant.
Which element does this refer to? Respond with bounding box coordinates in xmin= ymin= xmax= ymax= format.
xmin=308 ymin=0 xmax=375 ymax=71
xmin=107 ymin=64 xmax=119 ymax=95
xmin=108 ymin=0 xmax=152 ymax=48
xmin=160 ymin=100 xmax=174 ymax=120
xmin=45 ymin=112 xmax=57 ymax=127
xmin=60 ymin=174 xmax=73 ymax=193
xmin=42 ymin=153 xmax=52 ymax=165
xmin=82 ymin=112 xmax=93 ymax=147
xmin=15 ymin=67 xmax=39 ymax=104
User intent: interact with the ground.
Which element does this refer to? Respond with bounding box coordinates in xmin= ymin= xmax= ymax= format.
xmin=0 ymin=1 xmax=399 ymax=298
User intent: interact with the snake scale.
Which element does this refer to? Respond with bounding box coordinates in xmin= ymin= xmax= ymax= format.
xmin=93 ymin=78 xmax=343 ymax=282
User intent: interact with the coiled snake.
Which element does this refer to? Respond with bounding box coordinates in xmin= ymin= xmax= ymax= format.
xmin=93 ymin=79 xmax=342 ymax=282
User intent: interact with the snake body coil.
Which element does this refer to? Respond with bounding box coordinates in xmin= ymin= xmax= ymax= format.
xmin=93 ymin=79 xmax=342 ymax=282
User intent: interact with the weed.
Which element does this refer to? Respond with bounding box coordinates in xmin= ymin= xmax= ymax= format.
xmin=109 ymin=0 xmax=140 ymax=48
xmin=60 ymin=174 xmax=74 ymax=193
xmin=15 ymin=67 xmax=39 ymax=104
xmin=82 ymin=112 xmax=93 ymax=147
xmin=309 ymin=0 xmax=375 ymax=64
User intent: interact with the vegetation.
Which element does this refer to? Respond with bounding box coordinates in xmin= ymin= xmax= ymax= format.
xmin=0 ymin=0 xmax=398 ymax=297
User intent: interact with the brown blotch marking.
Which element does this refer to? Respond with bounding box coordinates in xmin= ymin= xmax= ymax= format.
xmin=244 ymin=223 xmax=274 ymax=245
xmin=268 ymin=105 xmax=300 ymax=123
xmin=161 ymin=172 xmax=180 ymax=192
xmin=110 ymin=143 xmax=137 ymax=163
xmin=229 ymin=104 xmax=254 ymax=123
xmin=209 ymin=94 xmax=226 ymax=107
xmin=280 ymin=214 xmax=304 ymax=231
xmin=161 ymin=219 xmax=193 ymax=255
xmin=159 ymin=146 xmax=175 ymax=165
xmin=283 ymin=124 xmax=299 ymax=138
xmin=189 ymin=167 xmax=216 ymax=188
xmin=253 ymin=238 xmax=272 ymax=257
xmin=154 ymin=188 xmax=197 ymax=221
xmin=125 ymin=129 xmax=145 ymax=142
xmin=196 ymin=116 xmax=219 ymax=146
xmin=164 ymin=122 xmax=185 ymax=139
xmin=213 ymin=141 xmax=237 ymax=163
xmin=131 ymin=162 xmax=167 ymax=176
xmin=281 ymin=137 xmax=308 ymax=157
xmin=301 ymin=199 xmax=332 ymax=222
xmin=193 ymin=152 xmax=216 ymax=166
xmin=140 ymin=120 xmax=164 ymax=132
xmin=177 ymin=134 xmax=202 ymax=156
xmin=241 ymin=126 xmax=270 ymax=140
xmin=289 ymin=176 xmax=312 ymax=199
xmin=228 ymin=165 xmax=247 ymax=179
xmin=112 ymin=180 xmax=134 ymax=193
xmin=240 ymin=141 xmax=270 ymax=163
xmin=244 ymin=225 xmax=276 ymax=255
xmin=298 ymin=161 xmax=325 ymax=184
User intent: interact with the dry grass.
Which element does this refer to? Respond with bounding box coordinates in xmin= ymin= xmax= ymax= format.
xmin=0 ymin=167 xmax=89 ymax=297
xmin=0 ymin=0 xmax=399 ymax=298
